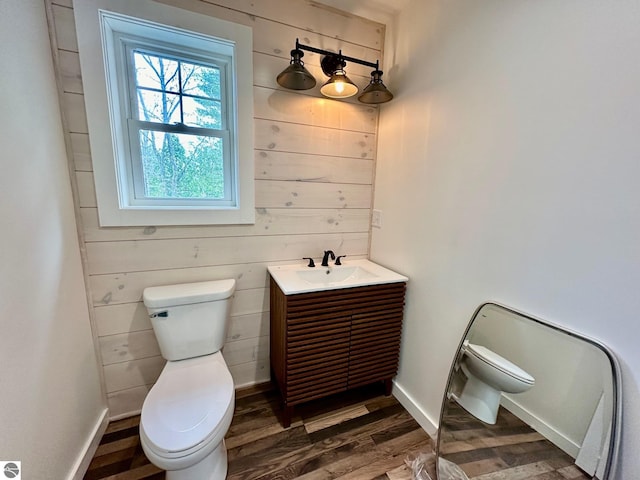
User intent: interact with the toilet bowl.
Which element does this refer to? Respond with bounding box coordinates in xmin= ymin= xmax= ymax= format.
xmin=454 ymin=341 xmax=534 ymax=424
xmin=140 ymin=352 xmax=234 ymax=479
xmin=140 ymin=279 xmax=236 ymax=480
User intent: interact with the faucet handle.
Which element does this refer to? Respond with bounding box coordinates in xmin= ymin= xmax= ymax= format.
xmin=302 ymin=257 xmax=315 ymax=267
xmin=335 ymin=255 xmax=347 ymax=265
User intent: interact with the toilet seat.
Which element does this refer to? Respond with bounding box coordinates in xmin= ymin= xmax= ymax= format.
xmin=140 ymin=351 xmax=235 ymax=459
xmin=465 ymin=343 xmax=534 ymax=385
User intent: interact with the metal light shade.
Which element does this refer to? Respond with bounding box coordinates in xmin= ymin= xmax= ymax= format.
xmin=276 ymin=49 xmax=316 ymax=90
xmin=320 ymin=70 xmax=359 ymax=98
xmin=358 ymin=70 xmax=393 ymax=104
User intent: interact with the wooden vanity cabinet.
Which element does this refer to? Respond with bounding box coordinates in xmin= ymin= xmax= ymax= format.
xmin=269 ymin=278 xmax=406 ymax=427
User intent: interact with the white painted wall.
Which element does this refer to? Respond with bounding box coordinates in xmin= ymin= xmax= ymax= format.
xmin=0 ymin=1 xmax=106 ymax=478
xmin=371 ymin=1 xmax=640 ymax=478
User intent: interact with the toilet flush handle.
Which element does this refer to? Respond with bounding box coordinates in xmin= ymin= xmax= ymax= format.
xmin=149 ymin=311 xmax=168 ymax=318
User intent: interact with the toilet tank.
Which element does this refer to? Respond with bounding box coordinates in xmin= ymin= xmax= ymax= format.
xmin=143 ymin=279 xmax=236 ymax=361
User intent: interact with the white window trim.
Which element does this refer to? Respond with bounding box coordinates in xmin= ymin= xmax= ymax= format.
xmin=75 ymin=0 xmax=254 ymax=226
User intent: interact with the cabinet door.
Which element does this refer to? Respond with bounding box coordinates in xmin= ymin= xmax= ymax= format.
xmin=348 ymin=285 xmax=405 ymax=388
xmin=270 ymin=280 xmax=406 ymax=409
xmin=286 ymin=311 xmax=350 ymax=404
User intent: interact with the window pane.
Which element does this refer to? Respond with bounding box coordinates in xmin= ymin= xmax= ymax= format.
xmin=133 ymin=51 xmax=179 ymax=92
xmin=136 ymin=90 xmax=181 ymax=123
xmin=138 ymin=130 xmax=224 ymax=199
xmin=182 ymin=62 xmax=221 ymax=99
xmin=182 ymin=97 xmax=222 ymax=128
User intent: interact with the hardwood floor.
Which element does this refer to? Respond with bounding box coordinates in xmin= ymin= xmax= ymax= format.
xmin=439 ymin=402 xmax=591 ymax=479
xmin=84 ymin=384 xmax=588 ymax=480
xmin=84 ymin=383 xmax=434 ymax=480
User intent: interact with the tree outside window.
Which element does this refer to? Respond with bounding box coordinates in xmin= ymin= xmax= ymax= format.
xmin=131 ymin=50 xmax=226 ymax=201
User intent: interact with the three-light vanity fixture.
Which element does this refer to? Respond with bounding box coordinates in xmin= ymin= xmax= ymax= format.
xmin=276 ymin=39 xmax=393 ymax=104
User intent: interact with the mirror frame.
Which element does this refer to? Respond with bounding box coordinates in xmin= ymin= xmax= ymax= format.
xmin=435 ymin=302 xmax=622 ymax=480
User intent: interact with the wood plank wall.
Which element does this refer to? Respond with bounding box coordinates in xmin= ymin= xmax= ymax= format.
xmin=48 ymin=0 xmax=384 ymax=419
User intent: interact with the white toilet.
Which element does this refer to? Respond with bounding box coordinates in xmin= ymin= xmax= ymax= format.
xmin=454 ymin=340 xmax=535 ymax=424
xmin=140 ymin=279 xmax=236 ymax=480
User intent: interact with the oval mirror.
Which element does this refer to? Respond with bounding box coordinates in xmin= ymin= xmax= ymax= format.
xmin=436 ymin=303 xmax=621 ymax=480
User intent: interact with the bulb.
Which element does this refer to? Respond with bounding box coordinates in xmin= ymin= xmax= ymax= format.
xmin=320 ymin=72 xmax=358 ymax=99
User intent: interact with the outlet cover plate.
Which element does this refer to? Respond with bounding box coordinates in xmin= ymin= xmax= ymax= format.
xmin=372 ymin=209 xmax=382 ymax=228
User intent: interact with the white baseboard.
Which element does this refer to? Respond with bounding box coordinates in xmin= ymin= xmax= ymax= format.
xmin=69 ymin=407 xmax=109 ymax=480
xmin=501 ymin=395 xmax=580 ymax=458
xmin=392 ymin=380 xmax=439 ymax=438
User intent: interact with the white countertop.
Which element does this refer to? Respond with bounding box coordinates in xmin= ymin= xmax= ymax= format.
xmin=267 ymin=258 xmax=408 ymax=295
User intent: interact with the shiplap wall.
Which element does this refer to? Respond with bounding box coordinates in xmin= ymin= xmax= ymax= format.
xmin=49 ymin=0 xmax=384 ymax=419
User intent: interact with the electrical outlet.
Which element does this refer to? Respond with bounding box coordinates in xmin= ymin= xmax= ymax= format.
xmin=372 ymin=209 xmax=382 ymax=228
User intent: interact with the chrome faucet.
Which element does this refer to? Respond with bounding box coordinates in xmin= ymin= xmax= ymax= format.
xmin=321 ymin=250 xmax=335 ymax=267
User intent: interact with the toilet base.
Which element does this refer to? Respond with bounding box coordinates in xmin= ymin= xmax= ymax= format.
xmin=165 ymin=440 xmax=227 ymax=480
xmin=454 ymin=365 xmax=501 ymax=424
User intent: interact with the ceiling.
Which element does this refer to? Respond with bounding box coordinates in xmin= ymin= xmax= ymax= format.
xmin=354 ymin=0 xmax=410 ymax=13
xmin=315 ymin=0 xmax=409 ymax=23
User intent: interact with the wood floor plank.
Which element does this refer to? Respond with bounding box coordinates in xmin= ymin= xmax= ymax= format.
xmin=226 ymin=421 xmax=287 ymax=450
xmin=364 ymin=394 xmax=401 ymax=413
xmin=86 ymin=447 xmax=137 ymax=470
xmin=247 ymin=437 xmax=378 ymax=480
xmin=100 ymin=463 xmax=163 ymax=480
xmin=370 ymin=417 xmax=428 ymax=446
xmin=377 ymin=427 xmax=432 ymax=454
xmin=104 ymin=416 xmax=140 ymax=434
xmin=528 ymin=472 xmax=567 ymax=480
xmin=94 ymin=437 xmax=140 ymax=458
xmin=457 ymin=456 xmax=511 ymax=477
xmin=84 ymin=460 xmax=136 ymax=480
xmin=471 ymin=461 xmax=555 ymax=480
xmin=100 ymin=426 xmax=140 ymax=445
xmin=227 ymin=403 xmax=283 ymax=437
xmin=556 ymin=464 xmax=589 ymax=479
xmin=333 ymin=452 xmax=407 ymax=480
xmin=304 ymin=405 xmax=370 ymax=433
xmin=294 ymin=443 xmax=388 ymax=480
xmin=227 ymin=425 xmax=314 ymax=477
xmin=385 ymin=463 xmax=413 ymax=480
xmin=440 ymin=431 xmax=547 ymax=456
xmin=307 ymin=403 xmax=406 ymax=444
xmin=481 ymin=432 xmax=547 ymax=449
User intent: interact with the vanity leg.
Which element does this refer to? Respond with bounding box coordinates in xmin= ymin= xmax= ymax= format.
xmin=384 ymin=378 xmax=393 ymax=396
xmin=282 ymin=404 xmax=294 ymax=428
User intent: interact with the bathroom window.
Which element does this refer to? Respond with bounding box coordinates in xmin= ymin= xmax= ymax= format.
xmin=123 ymin=46 xmax=233 ymax=207
xmin=75 ymin=3 xmax=254 ymax=226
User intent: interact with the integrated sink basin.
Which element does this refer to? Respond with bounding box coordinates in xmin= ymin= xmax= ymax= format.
xmin=295 ymin=265 xmax=376 ymax=284
xmin=268 ymin=259 xmax=408 ymax=295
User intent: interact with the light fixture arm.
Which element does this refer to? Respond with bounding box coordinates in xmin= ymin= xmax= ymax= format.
xmin=294 ymin=39 xmax=379 ymax=72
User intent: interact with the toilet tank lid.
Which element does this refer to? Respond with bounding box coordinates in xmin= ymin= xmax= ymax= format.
xmin=143 ymin=279 xmax=236 ymax=308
